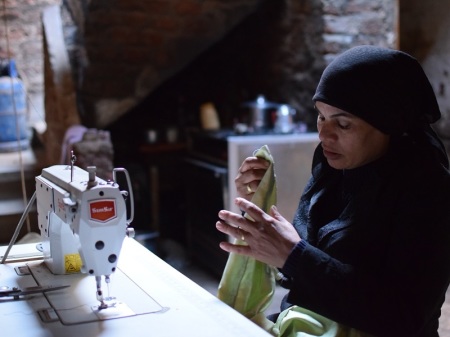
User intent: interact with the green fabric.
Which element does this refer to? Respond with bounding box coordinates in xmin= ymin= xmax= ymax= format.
xmin=217 ymin=145 xmax=373 ymax=337
xmin=272 ymin=306 xmax=374 ymax=337
xmin=217 ymin=145 xmax=278 ymax=329
xmin=273 ymin=306 xmax=340 ymax=337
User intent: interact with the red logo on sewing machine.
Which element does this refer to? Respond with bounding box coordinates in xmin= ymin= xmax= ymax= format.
xmin=89 ymin=200 xmax=116 ymax=222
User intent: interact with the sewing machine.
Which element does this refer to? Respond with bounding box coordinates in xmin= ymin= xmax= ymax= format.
xmin=0 ymin=163 xmax=272 ymax=336
xmin=35 ymin=163 xmax=135 ymax=308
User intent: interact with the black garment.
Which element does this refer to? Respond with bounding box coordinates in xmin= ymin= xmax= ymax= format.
xmin=280 ymin=136 xmax=450 ymax=337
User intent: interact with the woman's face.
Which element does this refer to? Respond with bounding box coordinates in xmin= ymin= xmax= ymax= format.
xmin=316 ymin=101 xmax=390 ymax=170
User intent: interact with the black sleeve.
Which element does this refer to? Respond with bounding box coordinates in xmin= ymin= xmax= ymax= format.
xmin=281 ymin=202 xmax=450 ymax=336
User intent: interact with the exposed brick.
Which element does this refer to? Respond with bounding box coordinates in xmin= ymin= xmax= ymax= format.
xmin=322 ymin=0 xmax=345 ymax=15
xmin=174 ymin=1 xmax=203 ymax=16
xmin=120 ymin=12 xmax=154 ymax=29
xmin=119 ymin=46 xmax=155 ymax=64
xmin=137 ymin=30 xmax=164 ymax=47
xmin=6 ymin=0 xmax=400 ymax=142
xmin=0 ymin=8 xmax=22 ymax=21
xmin=359 ymin=16 xmax=386 ymax=35
xmin=119 ymin=0 xmax=171 ymax=14
xmin=346 ymin=0 xmax=381 ymax=13
xmin=86 ymin=11 xmax=124 ymax=28
xmin=181 ymin=16 xmax=222 ymax=36
xmin=106 ymin=26 xmax=143 ymax=45
xmin=323 ymin=14 xmax=361 ymax=34
xmin=153 ymin=16 xmax=180 ymax=32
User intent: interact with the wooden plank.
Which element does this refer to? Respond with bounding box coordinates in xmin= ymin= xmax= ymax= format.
xmin=42 ymin=5 xmax=80 ymax=166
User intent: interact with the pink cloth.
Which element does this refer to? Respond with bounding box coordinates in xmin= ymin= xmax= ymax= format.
xmin=60 ymin=125 xmax=87 ymax=164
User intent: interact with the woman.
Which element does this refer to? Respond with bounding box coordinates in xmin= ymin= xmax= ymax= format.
xmin=216 ymin=45 xmax=450 ymax=336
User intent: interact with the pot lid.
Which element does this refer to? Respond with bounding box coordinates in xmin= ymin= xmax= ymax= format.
xmin=241 ymin=95 xmax=281 ymax=108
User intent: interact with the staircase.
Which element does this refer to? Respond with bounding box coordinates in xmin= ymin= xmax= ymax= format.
xmin=0 ymin=148 xmax=39 ymax=245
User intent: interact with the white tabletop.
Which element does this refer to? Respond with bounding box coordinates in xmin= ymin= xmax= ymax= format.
xmin=0 ymin=237 xmax=271 ymax=337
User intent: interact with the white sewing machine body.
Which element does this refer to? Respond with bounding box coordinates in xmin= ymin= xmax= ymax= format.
xmin=0 ymin=165 xmax=272 ymax=336
xmin=35 ymin=165 xmax=132 ymax=279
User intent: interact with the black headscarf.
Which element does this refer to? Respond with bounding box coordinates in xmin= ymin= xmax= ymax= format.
xmin=313 ymin=45 xmax=449 ymax=168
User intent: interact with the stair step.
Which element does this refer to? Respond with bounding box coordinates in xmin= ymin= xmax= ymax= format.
xmin=0 ymin=148 xmax=38 ymax=183
xmin=0 ymin=149 xmax=40 ymax=244
xmin=0 ymin=179 xmax=35 ymax=200
xmin=0 ymin=208 xmax=39 ymax=245
xmin=0 ymin=198 xmax=36 ymax=216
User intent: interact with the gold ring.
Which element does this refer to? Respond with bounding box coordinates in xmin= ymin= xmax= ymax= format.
xmin=246 ymin=184 xmax=253 ymax=195
xmin=237 ymin=226 xmax=245 ymax=241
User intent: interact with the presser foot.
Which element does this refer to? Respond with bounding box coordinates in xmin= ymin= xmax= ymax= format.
xmin=96 ymin=286 xmax=117 ymax=310
xmin=95 ymin=296 xmax=118 ymax=311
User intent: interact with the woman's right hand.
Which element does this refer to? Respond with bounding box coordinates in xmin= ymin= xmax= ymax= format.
xmin=235 ymin=156 xmax=270 ymax=200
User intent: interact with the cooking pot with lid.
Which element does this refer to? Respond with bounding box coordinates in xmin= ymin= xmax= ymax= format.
xmin=242 ymin=95 xmax=297 ymax=132
xmin=274 ymin=104 xmax=296 ymax=133
xmin=241 ymin=95 xmax=279 ymax=131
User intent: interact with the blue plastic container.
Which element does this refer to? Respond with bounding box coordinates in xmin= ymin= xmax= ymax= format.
xmin=0 ymin=75 xmax=29 ymax=152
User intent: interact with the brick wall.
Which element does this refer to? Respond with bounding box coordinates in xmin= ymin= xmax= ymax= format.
xmin=7 ymin=0 xmax=450 ymax=149
xmin=321 ymin=0 xmax=396 ymax=61
xmin=68 ymin=0 xmax=396 ymax=132
xmin=0 ymin=0 xmax=61 ymax=128
xmin=0 ymin=0 xmax=395 ymax=133
xmin=74 ymin=0 xmax=262 ymax=128
xmin=3 ymin=0 xmax=399 ymax=150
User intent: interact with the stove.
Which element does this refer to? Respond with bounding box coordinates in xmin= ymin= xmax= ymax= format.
xmin=187 ymin=127 xmax=309 ymax=165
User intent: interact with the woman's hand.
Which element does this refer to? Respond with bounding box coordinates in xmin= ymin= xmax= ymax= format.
xmin=216 ymin=198 xmax=301 ymax=268
xmin=235 ymin=157 xmax=270 ymax=200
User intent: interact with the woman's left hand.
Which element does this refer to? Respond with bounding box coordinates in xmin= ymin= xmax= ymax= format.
xmin=216 ymin=197 xmax=301 ymax=268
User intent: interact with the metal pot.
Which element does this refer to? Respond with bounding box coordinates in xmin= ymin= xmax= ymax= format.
xmin=274 ymin=104 xmax=296 ymax=133
xmin=242 ymin=95 xmax=279 ymax=131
